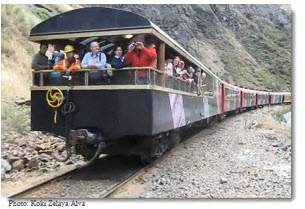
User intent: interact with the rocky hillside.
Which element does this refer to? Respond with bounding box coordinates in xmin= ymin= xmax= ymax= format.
xmin=103 ymin=4 xmax=292 ymax=91
xmin=1 ymin=4 xmax=291 ymax=101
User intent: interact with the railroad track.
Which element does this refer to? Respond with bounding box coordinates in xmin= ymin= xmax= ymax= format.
xmin=8 ymin=153 xmax=177 ymax=198
xmin=8 ymin=134 xmax=193 ymax=199
xmin=8 ymin=156 xmax=142 ymax=198
xmin=8 ymin=117 xmax=221 ymax=199
xmin=7 ymin=164 xmax=83 ymax=198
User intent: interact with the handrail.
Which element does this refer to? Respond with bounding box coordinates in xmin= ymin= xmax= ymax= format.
xmin=32 ymin=67 xmax=164 ymax=74
xmin=32 ymin=67 xmax=203 ymax=86
xmin=32 ymin=67 xmax=209 ymax=96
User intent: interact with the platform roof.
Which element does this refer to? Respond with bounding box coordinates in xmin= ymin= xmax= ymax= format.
xmin=30 ymin=7 xmax=152 ymax=37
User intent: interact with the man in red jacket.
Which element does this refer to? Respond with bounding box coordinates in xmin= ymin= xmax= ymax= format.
xmin=125 ymin=35 xmax=157 ymax=84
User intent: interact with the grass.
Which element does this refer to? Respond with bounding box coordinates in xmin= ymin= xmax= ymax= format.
xmin=31 ymin=7 xmax=52 ymax=21
xmin=220 ymin=52 xmax=235 ymax=68
xmin=1 ymin=5 xmax=42 ymax=99
xmin=214 ymin=18 xmax=292 ymax=92
xmin=244 ymin=26 xmax=292 ymax=91
xmin=219 ymin=50 xmax=257 ymax=88
xmin=1 ymin=101 xmax=30 ymax=134
xmin=271 ymin=105 xmax=291 ymax=123
xmin=256 ymin=105 xmax=291 ymax=140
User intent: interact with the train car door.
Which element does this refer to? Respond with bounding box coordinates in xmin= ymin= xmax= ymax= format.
xmin=256 ymin=93 xmax=258 ymax=107
xmin=221 ymin=83 xmax=225 ymax=113
xmin=240 ymin=90 xmax=243 ymax=109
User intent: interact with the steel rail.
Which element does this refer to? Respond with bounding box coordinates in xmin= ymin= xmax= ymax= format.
xmin=7 ymin=163 xmax=84 ymax=198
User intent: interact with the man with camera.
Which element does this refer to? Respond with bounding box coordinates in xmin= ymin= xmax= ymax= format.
xmin=125 ymin=35 xmax=157 ymax=84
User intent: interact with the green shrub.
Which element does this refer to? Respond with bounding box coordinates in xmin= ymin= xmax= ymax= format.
xmin=220 ymin=52 xmax=234 ymax=66
xmin=2 ymin=102 xmax=30 ymax=134
xmin=272 ymin=106 xmax=291 ymax=123
xmin=31 ymin=7 xmax=52 ymax=21
xmin=1 ymin=102 xmax=11 ymax=120
xmin=9 ymin=109 xmax=29 ymax=134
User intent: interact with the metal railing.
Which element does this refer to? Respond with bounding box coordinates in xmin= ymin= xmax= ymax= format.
xmin=32 ymin=67 xmax=207 ymax=95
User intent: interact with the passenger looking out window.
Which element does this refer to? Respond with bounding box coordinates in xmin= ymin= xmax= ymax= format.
xmin=81 ymin=41 xmax=107 ymax=80
xmin=31 ymin=43 xmax=51 ymax=71
xmin=201 ymin=72 xmax=207 ymax=85
xmin=186 ymin=66 xmax=195 ymax=83
xmin=111 ymin=46 xmax=125 ymax=69
xmin=49 ymin=43 xmax=65 ymax=67
xmin=53 ymin=45 xmax=81 ymax=74
xmin=193 ymin=70 xmax=207 ymax=85
xmin=180 ymin=70 xmax=189 ymax=82
xmin=193 ymin=69 xmax=202 ymax=85
xmin=176 ymin=60 xmax=186 ymax=77
xmin=74 ymin=52 xmax=81 ymax=62
xmin=172 ymin=56 xmax=180 ymax=77
xmin=165 ymin=58 xmax=174 ymax=76
xmin=179 ymin=67 xmax=193 ymax=83
xmin=81 ymin=41 xmax=107 ymax=69
xmin=48 ymin=43 xmax=65 ymax=85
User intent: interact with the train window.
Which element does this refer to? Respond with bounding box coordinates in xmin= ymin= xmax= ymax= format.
xmin=204 ymin=72 xmax=213 ymax=92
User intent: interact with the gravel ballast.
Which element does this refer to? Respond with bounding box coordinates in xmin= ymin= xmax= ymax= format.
xmin=111 ymin=106 xmax=291 ymax=198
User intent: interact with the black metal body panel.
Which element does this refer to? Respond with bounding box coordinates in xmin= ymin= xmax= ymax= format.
xmin=30 ymin=7 xmax=151 ymax=36
xmin=183 ymin=96 xmax=203 ymax=124
xmin=32 ymin=89 xmax=176 ymax=140
xmin=32 ymin=90 xmax=151 ymax=139
xmin=151 ymin=91 xmax=174 ymax=134
xmin=31 ymin=89 xmax=211 ymax=142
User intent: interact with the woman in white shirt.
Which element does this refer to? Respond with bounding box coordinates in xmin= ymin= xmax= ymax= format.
xmin=165 ymin=58 xmax=173 ymax=76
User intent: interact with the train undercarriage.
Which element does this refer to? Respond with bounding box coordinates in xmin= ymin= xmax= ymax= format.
xmin=57 ymin=115 xmax=220 ymax=165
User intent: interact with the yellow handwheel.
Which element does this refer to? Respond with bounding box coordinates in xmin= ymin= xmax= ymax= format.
xmin=46 ymin=87 xmax=64 ymax=124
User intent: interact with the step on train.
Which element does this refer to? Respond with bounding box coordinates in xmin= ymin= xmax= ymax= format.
xmin=29 ymin=7 xmax=291 ymax=164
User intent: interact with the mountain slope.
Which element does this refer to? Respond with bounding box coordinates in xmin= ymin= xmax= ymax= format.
xmin=102 ymin=4 xmax=292 ymax=91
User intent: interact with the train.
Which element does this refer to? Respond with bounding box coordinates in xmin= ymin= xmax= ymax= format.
xmin=29 ymin=7 xmax=291 ymax=165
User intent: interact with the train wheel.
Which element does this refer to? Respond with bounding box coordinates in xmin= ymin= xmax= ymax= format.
xmin=151 ymin=141 xmax=165 ymax=158
xmin=138 ymin=136 xmax=167 ymax=165
xmin=168 ymin=130 xmax=181 ymax=149
xmin=138 ymin=149 xmax=160 ymax=165
xmin=138 ymin=153 xmax=153 ymax=165
xmin=75 ymin=144 xmax=96 ymax=161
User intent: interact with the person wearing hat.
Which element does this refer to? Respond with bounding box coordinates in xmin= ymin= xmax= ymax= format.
xmin=53 ymin=45 xmax=81 ymax=74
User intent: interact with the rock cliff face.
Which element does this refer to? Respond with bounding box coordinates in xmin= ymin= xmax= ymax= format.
xmin=95 ymin=4 xmax=291 ymax=91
